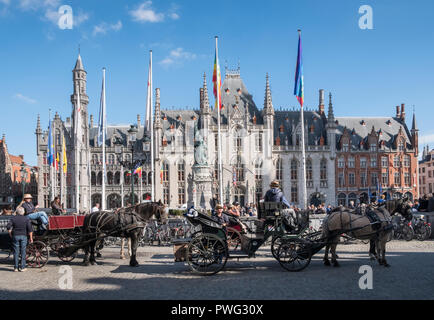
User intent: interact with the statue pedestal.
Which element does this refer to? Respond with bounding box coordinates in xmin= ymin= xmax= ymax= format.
xmin=192 ymin=164 xmax=213 ymax=211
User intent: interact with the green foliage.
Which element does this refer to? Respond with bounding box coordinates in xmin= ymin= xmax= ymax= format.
xmin=169 ymin=209 xmax=185 ymax=216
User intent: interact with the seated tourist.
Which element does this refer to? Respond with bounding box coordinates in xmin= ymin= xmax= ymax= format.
xmin=212 ymin=204 xmax=229 ymax=227
xmin=51 ymin=196 xmax=65 ymax=215
xmin=19 ymin=194 xmax=49 ymax=230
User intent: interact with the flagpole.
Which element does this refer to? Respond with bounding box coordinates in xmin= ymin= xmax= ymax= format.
xmin=215 ymin=36 xmax=224 ymax=204
xmin=295 ymin=29 xmax=307 ymax=209
xmin=140 ymin=171 xmax=143 ymax=203
xmin=149 ymin=50 xmax=155 ymax=202
xmin=121 ymin=165 xmax=124 ymax=207
xmin=101 ymin=68 xmax=107 ymax=210
xmin=49 ymin=109 xmax=55 ymax=203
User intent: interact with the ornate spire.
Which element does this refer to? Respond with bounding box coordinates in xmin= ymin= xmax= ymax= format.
xmin=264 ymin=73 xmax=274 ymax=115
xmin=411 ymin=110 xmax=418 ymax=132
xmin=155 ymin=88 xmax=162 ymax=128
xmin=74 ymin=53 xmax=84 ymax=71
xmin=327 ymin=92 xmax=335 ymax=122
xmin=36 ymin=114 xmax=41 ymax=134
xmin=202 ymin=73 xmax=210 ymax=113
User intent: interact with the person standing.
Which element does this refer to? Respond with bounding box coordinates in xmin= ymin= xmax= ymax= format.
xmin=91 ymin=203 xmax=100 ymax=213
xmin=7 ymin=207 xmax=33 ymax=272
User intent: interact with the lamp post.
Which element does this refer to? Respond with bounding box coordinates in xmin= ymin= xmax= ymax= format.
xmin=20 ymin=163 xmax=27 ymax=202
xmin=114 ymin=125 xmax=146 ymax=206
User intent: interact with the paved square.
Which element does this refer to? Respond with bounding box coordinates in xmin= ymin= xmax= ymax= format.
xmin=1 ymin=240 xmax=433 ymax=300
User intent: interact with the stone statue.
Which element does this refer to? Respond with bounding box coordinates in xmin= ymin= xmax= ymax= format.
xmin=194 ymin=125 xmax=208 ymax=165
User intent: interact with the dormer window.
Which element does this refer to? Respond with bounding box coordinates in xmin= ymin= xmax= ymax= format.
xmin=342 ymin=143 xmax=349 ymax=152
xmin=360 ymin=120 xmax=366 ymax=126
xmin=370 ymin=144 xmax=377 ymax=152
xmin=386 ymin=120 xmax=391 ymax=126
xmin=398 ymin=139 xmax=405 ymax=151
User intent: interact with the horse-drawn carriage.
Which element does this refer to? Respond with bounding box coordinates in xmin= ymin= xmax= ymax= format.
xmin=174 ymin=199 xmax=412 ymax=275
xmin=0 ymin=214 xmax=86 ymax=268
xmin=173 ymin=202 xmax=323 ymax=275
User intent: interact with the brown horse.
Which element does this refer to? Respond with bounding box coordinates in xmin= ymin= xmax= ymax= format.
xmin=61 ymin=201 xmax=167 ymax=267
xmin=322 ymin=199 xmax=412 ymax=267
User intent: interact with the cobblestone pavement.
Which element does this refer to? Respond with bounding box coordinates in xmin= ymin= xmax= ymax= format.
xmin=0 ymin=240 xmax=433 ymax=300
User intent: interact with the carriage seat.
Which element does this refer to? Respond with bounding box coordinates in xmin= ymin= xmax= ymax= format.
xmin=257 ymin=202 xmax=287 ymax=220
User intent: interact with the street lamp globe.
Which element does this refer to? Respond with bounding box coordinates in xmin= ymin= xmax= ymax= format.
xmin=128 ymin=125 xmax=138 ymax=143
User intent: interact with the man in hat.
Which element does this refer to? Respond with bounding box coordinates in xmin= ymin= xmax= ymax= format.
xmin=212 ymin=204 xmax=229 ymax=226
xmin=20 ymin=194 xmax=49 ymax=230
xmin=264 ymin=180 xmax=290 ymax=208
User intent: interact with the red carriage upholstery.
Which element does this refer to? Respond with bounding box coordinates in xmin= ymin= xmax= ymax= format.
xmin=48 ymin=215 xmax=86 ymax=230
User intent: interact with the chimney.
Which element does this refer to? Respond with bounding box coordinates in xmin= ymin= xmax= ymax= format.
xmin=396 ymin=106 xmax=400 ymax=118
xmin=137 ymin=114 xmax=141 ymax=128
xmin=19 ymin=155 xmax=24 ymax=160
xmin=318 ymin=89 xmax=325 ymax=115
xmin=400 ymin=103 xmax=405 ymax=121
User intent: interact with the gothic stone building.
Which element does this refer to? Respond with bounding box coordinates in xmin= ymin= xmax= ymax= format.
xmin=36 ymin=54 xmax=418 ymax=211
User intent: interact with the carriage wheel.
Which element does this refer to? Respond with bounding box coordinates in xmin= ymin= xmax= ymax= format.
xmin=226 ymin=227 xmax=242 ymax=251
xmin=271 ymin=236 xmax=283 ymax=259
xmin=186 ymin=233 xmax=228 ymax=276
xmin=56 ymin=241 xmax=78 ymax=262
xmin=275 ymin=238 xmax=312 ymax=272
xmin=402 ymin=225 xmax=415 ymax=241
xmin=26 ymin=241 xmax=49 ymax=268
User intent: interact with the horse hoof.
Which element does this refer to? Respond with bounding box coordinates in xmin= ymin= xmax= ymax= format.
xmin=96 ymin=253 xmax=102 ymax=258
xmin=129 ymin=261 xmax=139 ymax=267
xmin=90 ymin=260 xmax=96 ymax=265
xmin=369 ymin=254 xmax=376 ymax=261
xmin=323 ymin=260 xmax=331 ymax=266
xmin=333 ymin=262 xmax=340 ymax=267
xmin=384 ymin=263 xmax=390 ymax=267
xmin=82 ymin=261 xmax=90 ymax=266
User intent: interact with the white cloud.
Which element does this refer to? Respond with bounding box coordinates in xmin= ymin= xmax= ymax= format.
xmin=14 ymin=93 xmax=37 ymax=104
xmin=0 ymin=0 xmax=10 ymax=5
xmin=93 ymin=20 xmax=122 ymax=36
xmin=169 ymin=12 xmax=179 ymax=20
xmin=129 ymin=1 xmax=164 ymax=23
xmin=18 ymin=0 xmax=60 ymax=11
xmin=160 ymin=47 xmax=196 ymax=67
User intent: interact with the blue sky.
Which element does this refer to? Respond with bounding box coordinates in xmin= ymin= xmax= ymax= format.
xmin=1 ymin=0 xmax=433 ymax=165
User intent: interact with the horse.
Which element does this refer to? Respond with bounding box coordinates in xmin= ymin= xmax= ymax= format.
xmin=60 ymin=201 xmax=167 ymax=267
xmin=321 ymin=198 xmax=412 ymax=268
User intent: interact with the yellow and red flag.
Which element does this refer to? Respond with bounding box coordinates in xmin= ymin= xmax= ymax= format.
xmin=62 ymin=135 xmax=67 ymax=174
xmin=212 ymin=37 xmax=222 ymax=110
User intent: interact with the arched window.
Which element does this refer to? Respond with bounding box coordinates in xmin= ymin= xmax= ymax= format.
xmin=162 ymin=161 xmax=169 ymax=182
xmin=92 ymin=154 xmax=98 ymax=165
xmin=91 ymin=172 xmax=96 ymax=186
xmin=108 ymin=154 xmax=115 ymax=165
xmin=114 ymin=171 xmax=120 ymax=185
xmin=148 ymin=171 xmax=152 ymax=185
xmin=291 ymin=159 xmax=298 ymax=180
xmin=320 ymin=159 xmax=327 ymax=181
xmin=97 ymin=172 xmax=102 ymax=185
xmin=55 ymin=130 xmax=61 ymax=146
xmin=107 ymin=172 xmax=113 ymax=185
xmin=178 ymin=161 xmax=185 ymax=181
xmin=306 ymin=158 xmax=313 ymax=182
xmin=403 ymin=155 xmax=411 ymax=167
xmin=43 ymin=152 xmax=48 ymax=165
xmin=276 ymin=158 xmax=283 ymax=181
xmin=398 ymin=139 xmax=405 ymax=152
xmin=254 ymin=159 xmax=263 ymax=204
xmin=124 ymin=171 xmax=130 ymax=184
xmin=348 ymin=193 xmax=357 ymax=205
xmin=234 ymin=155 xmax=245 ymax=182
xmin=233 ymin=128 xmax=243 ymax=152
xmin=124 ymin=154 xmax=131 ymax=163
xmin=337 ymin=193 xmax=347 ymax=206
